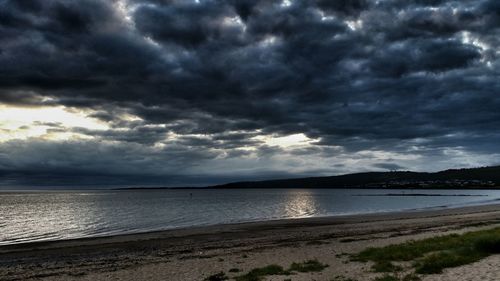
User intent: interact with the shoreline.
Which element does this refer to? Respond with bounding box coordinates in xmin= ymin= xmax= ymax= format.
xmin=3 ymin=202 xmax=500 ymax=252
xmin=3 ymin=203 xmax=500 ymax=280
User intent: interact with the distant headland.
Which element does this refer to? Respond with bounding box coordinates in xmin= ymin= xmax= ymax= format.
xmin=118 ymin=165 xmax=500 ymax=190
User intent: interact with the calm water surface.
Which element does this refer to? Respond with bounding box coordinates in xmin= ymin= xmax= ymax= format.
xmin=1 ymin=188 xmax=499 ymax=245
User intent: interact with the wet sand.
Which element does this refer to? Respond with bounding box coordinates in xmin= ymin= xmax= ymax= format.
xmin=2 ymin=204 xmax=500 ymax=281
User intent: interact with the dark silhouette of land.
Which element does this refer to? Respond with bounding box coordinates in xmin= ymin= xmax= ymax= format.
xmin=119 ymin=165 xmax=500 ymax=190
xmin=213 ymin=166 xmax=500 ymax=189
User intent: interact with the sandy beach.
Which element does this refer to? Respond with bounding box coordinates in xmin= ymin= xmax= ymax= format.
xmin=2 ymin=204 xmax=500 ymax=281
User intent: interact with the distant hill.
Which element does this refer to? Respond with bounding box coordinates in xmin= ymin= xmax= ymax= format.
xmin=212 ymin=166 xmax=500 ymax=189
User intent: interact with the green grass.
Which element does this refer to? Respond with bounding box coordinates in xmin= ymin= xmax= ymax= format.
xmin=234 ymin=265 xmax=289 ymax=281
xmin=371 ymin=260 xmax=402 ymax=272
xmin=352 ymin=227 xmax=500 ymax=274
xmin=474 ymin=233 xmax=500 ymax=253
xmin=414 ymin=248 xmax=485 ymax=274
xmin=353 ymin=233 xmax=464 ymax=262
xmin=235 ymin=259 xmax=329 ymax=281
xmin=289 ymin=259 xmax=328 ymax=272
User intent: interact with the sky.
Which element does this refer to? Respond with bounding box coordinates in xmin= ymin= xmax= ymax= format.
xmin=1 ymin=0 xmax=500 ymax=187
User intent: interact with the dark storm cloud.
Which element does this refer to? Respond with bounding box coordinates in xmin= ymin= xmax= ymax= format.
xmin=367 ymin=39 xmax=480 ymax=77
xmin=72 ymin=125 xmax=170 ymax=145
xmin=133 ymin=1 xmax=240 ymax=47
xmin=373 ymin=163 xmax=407 ymax=171
xmin=0 ymin=89 xmax=50 ymax=106
xmin=0 ymin=138 xmax=218 ymax=176
xmin=1 ymin=0 xmax=500 ymax=186
xmin=316 ymin=0 xmax=369 ymax=16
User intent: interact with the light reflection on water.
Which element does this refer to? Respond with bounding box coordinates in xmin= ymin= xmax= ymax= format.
xmin=284 ymin=189 xmax=317 ymax=217
xmin=1 ymin=188 xmax=499 ymax=245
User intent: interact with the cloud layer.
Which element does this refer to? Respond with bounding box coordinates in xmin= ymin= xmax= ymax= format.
xmin=1 ymin=0 xmax=500 ymax=187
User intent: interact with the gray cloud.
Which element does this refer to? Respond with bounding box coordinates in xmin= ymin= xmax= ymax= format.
xmin=373 ymin=163 xmax=407 ymax=171
xmin=1 ymin=0 xmax=500 ymax=186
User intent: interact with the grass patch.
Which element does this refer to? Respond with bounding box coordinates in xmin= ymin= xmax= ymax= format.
xmin=235 ymin=259 xmax=329 ymax=281
xmin=353 ymin=233 xmax=464 ymax=263
xmin=353 ymin=227 xmax=500 ymax=274
xmin=204 ymin=272 xmax=228 ymax=281
xmin=228 ymin=268 xmax=241 ymax=273
xmin=289 ymin=259 xmax=328 ymax=272
xmin=414 ymin=248 xmax=485 ymax=274
xmin=474 ymin=233 xmax=500 ymax=253
xmin=371 ymin=260 xmax=402 ymax=272
xmin=234 ymin=265 xmax=288 ymax=281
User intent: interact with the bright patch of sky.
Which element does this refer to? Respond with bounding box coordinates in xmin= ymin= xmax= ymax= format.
xmin=0 ymin=105 xmax=108 ymax=142
xmin=257 ymin=133 xmax=314 ymax=148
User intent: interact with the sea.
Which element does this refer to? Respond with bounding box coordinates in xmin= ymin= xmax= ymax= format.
xmin=1 ymin=188 xmax=499 ymax=246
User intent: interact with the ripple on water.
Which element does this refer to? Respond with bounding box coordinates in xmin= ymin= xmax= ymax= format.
xmin=2 ymin=188 xmax=500 ymax=245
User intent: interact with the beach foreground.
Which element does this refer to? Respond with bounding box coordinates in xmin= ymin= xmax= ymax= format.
xmin=2 ymin=204 xmax=500 ymax=281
